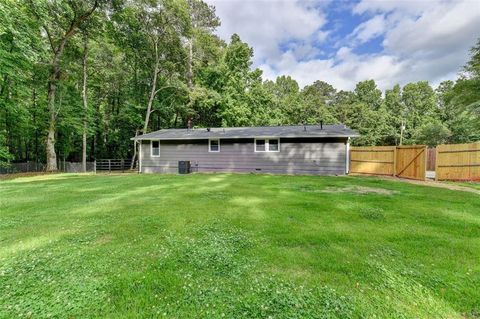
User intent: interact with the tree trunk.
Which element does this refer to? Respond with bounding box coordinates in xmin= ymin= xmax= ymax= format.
xmin=187 ymin=39 xmax=193 ymax=89
xmin=32 ymin=86 xmax=39 ymax=162
xmin=38 ymin=0 xmax=99 ymax=171
xmin=143 ymin=40 xmax=160 ymax=134
xmin=81 ymin=34 xmax=89 ymax=172
xmin=45 ymin=58 xmax=60 ymax=171
xmin=130 ymin=129 xmax=139 ymax=170
xmin=174 ymin=109 xmax=179 ymax=127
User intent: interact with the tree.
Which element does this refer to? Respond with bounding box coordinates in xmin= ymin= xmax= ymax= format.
xmin=384 ymin=84 xmax=404 ymax=145
xmin=300 ymin=80 xmax=337 ymax=124
xmin=218 ymin=34 xmax=262 ymax=126
xmin=413 ymin=121 xmax=451 ymax=146
xmin=28 ymin=0 xmax=100 ymax=171
xmin=113 ymin=0 xmax=190 ymax=166
xmin=0 ymin=144 xmax=13 ymax=168
xmin=186 ymin=0 xmax=220 ymax=89
xmin=354 ymin=79 xmax=382 ymax=110
xmin=80 ymin=32 xmax=89 ymax=172
xmin=263 ymin=76 xmax=302 ymax=124
xmin=465 ymin=38 xmax=480 ymax=78
xmin=401 ymin=81 xmax=437 ymax=142
xmin=344 ymin=80 xmax=389 ymax=146
xmin=0 ymin=0 xmax=44 ymax=163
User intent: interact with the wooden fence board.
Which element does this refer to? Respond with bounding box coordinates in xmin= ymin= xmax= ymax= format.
xmin=427 ymin=148 xmax=436 ymax=171
xmin=350 ymin=145 xmax=426 ymax=180
xmin=395 ymin=145 xmax=426 ymax=181
xmin=349 ymin=146 xmax=396 ymax=176
xmin=436 ymin=142 xmax=480 ymax=181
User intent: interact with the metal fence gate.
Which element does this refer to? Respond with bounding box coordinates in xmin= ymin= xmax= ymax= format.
xmin=95 ymin=159 xmax=134 ymax=172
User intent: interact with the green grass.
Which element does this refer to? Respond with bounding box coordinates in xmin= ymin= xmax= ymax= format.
xmin=1 ymin=173 xmax=479 ymax=318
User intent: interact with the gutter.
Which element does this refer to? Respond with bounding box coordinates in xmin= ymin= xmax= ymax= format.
xmin=131 ymin=134 xmax=360 ymax=141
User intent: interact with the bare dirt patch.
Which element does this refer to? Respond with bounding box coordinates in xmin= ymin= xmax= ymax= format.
xmin=0 ymin=172 xmax=58 ymax=181
xmin=375 ymin=177 xmax=480 ymax=195
xmin=322 ymin=186 xmax=397 ymax=195
xmin=95 ymin=235 xmax=114 ymax=245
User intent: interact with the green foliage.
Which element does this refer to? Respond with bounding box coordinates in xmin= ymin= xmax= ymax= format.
xmin=465 ymin=39 xmax=480 ymax=78
xmin=354 ymin=79 xmax=382 ymax=110
xmin=413 ymin=121 xmax=452 ymax=147
xmin=0 ymin=144 xmax=13 ymax=167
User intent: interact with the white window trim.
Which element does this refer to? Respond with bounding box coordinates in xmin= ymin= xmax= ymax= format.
xmin=151 ymin=140 xmax=160 ymax=157
xmin=254 ymin=138 xmax=280 ymax=152
xmin=208 ymin=139 xmax=220 ymax=152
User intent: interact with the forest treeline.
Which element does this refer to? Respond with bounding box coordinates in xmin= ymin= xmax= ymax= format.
xmin=0 ymin=0 xmax=479 ymax=170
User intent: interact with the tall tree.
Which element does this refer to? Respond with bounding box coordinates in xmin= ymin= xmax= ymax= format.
xmin=384 ymin=84 xmax=404 ymax=145
xmin=186 ymin=0 xmax=219 ymax=89
xmin=300 ymin=80 xmax=337 ymax=124
xmin=401 ymin=81 xmax=437 ymax=142
xmin=0 ymin=0 xmax=43 ymax=163
xmin=80 ymin=32 xmax=89 ymax=172
xmin=28 ymin=0 xmax=99 ymax=171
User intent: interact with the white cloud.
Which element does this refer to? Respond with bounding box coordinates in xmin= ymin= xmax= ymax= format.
xmin=262 ymin=49 xmax=407 ymax=90
xmin=207 ymin=0 xmax=480 ymax=91
xmin=350 ymin=14 xmax=387 ymax=43
xmin=382 ymin=0 xmax=480 ymax=56
xmin=353 ymin=0 xmax=432 ymax=15
xmin=205 ymin=0 xmax=327 ymax=63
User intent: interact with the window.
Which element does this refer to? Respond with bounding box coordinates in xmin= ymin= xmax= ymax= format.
xmin=151 ymin=140 xmax=160 ymax=157
xmin=268 ymin=139 xmax=279 ymax=152
xmin=255 ymin=138 xmax=280 ymax=152
xmin=209 ymin=139 xmax=220 ymax=152
xmin=255 ymin=139 xmax=265 ymax=152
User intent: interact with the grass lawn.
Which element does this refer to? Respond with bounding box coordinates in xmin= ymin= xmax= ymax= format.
xmin=1 ymin=173 xmax=479 ymax=318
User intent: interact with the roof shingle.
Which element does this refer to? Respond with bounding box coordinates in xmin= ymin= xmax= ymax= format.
xmin=132 ymin=124 xmax=359 ymax=140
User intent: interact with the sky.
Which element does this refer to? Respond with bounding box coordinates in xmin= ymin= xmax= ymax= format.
xmin=204 ymin=0 xmax=480 ymax=90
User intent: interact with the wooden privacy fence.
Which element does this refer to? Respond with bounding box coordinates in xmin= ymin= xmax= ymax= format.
xmin=395 ymin=145 xmax=426 ymax=180
xmin=350 ymin=146 xmax=396 ymax=176
xmin=350 ymin=145 xmax=427 ymax=181
xmin=435 ymin=142 xmax=480 ymax=181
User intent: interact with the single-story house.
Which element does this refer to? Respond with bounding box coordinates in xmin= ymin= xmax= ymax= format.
xmin=131 ymin=124 xmax=359 ymax=175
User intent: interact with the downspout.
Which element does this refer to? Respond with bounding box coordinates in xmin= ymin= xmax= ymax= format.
xmin=346 ymin=137 xmax=350 ymax=175
xmin=138 ymin=141 xmax=142 ymax=173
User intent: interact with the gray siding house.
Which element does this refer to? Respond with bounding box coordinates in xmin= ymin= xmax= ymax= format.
xmin=132 ymin=125 xmax=359 ymax=175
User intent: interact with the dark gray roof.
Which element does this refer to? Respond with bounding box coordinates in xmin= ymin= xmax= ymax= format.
xmin=132 ymin=124 xmax=359 ymax=140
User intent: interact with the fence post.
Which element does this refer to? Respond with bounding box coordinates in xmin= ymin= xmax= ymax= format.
xmin=121 ymin=159 xmax=124 ymax=173
xmin=393 ymin=146 xmax=397 ymax=177
xmin=108 ymin=159 xmax=111 ymax=173
xmin=94 ymin=160 xmax=96 ymax=174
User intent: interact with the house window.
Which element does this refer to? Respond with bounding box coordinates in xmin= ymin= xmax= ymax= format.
xmin=255 ymin=139 xmax=265 ymax=152
xmin=268 ymin=139 xmax=279 ymax=152
xmin=209 ymin=139 xmax=220 ymax=152
xmin=151 ymin=140 xmax=160 ymax=157
xmin=255 ymin=138 xmax=280 ymax=152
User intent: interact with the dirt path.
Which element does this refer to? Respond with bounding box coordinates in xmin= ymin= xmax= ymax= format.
xmin=378 ymin=176 xmax=480 ymax=194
